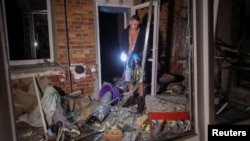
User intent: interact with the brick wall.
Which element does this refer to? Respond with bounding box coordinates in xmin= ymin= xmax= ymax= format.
xmin=11 ymin=0 xmax=97 ymax=96
xmin=11 ymin=0 xmax=189 ymax=96
xmin=53 ymin=0 xmax=188 ymax=94
xmin=55 ymin=0 xmax=96 ymax=95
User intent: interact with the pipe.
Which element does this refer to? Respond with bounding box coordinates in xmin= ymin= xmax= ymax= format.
xmin=91 ymin=91 xmax=113 ymax=122
xmin=63 ymin=0 xmax=73 ymax=93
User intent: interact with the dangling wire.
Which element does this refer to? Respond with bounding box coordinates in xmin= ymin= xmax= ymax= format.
xmin=63 ymin=0 xmax=73 ymax=93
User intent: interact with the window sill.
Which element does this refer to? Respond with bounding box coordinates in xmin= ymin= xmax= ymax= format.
xmin=10 ymin=63 xmax=64 ymax=80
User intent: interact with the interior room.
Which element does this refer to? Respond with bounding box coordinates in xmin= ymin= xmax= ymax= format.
xmin=0 ymin=0 xmax=250 ymax=141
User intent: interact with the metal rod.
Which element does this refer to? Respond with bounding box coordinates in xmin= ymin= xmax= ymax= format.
xmin=140 ymin=0 xmax=154 ymax=83
xmin=130 ymin=109 xmax=137 ymax=141
xmin=33 ymin=76 xmax=48 ymax=139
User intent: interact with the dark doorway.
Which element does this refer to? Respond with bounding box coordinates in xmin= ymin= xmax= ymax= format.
xmin=99 ymin=12 xmax=124 ymax=84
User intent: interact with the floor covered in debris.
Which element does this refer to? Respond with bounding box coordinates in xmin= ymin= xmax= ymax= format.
xmin=14 ymin=84 xmax=193 ymax=141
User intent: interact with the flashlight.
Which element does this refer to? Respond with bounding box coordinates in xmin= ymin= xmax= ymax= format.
xmin=120 ymin=52 xmax=127 ymax=62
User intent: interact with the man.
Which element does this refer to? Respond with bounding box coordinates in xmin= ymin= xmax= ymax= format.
xmin=120 ymin=15 xmax=150 ymax=114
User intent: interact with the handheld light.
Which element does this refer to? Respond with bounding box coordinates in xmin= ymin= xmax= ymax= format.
xmin=120 ymin=52 xmax=127 ymax=62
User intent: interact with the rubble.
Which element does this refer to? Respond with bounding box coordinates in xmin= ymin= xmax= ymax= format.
xmin=15 ymin=84 xmax=192 ymax=141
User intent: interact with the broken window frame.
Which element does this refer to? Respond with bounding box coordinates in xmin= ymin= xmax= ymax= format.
xmin=2 ymin=0 xmax=56 ymax=66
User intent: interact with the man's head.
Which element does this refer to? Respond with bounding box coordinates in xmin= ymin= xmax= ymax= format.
xmin=129 ymin=15 xmax=140 ymax=30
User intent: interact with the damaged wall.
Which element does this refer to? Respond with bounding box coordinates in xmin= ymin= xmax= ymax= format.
xmin=11 ymin=0 xmax=189 ymax=97
xmin=169 ymin=0 xmax=189 ymax=76
xmin=11 ymin=0 xmax=98 ymax=96
xmin=215 ymin=0 xmax=250 ymax=108
xmin=9 ymin=0 xmax=193 ymax=140
xmin=134 ymin=0 xmax=189 ymax=76
xmin=55 ymin=0 xmax=97 ymax=94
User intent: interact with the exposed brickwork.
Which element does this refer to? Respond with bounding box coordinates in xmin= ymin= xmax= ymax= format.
xmin=53 ymin=0 xmax=187 ymax=94
xmin=12 ymin=0 xmax=188 ymax=96
xmin=135 ymin=0 xmax=188 ymax=78
xmin=12 ymin=79 xmax=30 ymax=92
xmin=166 ymin=0 xmax=189 ymax=86
xmin=55 ymin=0 xmax=96 ymax=95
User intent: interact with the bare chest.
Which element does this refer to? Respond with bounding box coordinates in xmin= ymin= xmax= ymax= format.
xmin=128 ymin=30 xmax=139 ymax=54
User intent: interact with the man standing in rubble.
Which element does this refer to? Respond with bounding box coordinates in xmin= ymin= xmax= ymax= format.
xmin=120 ymin=14 xmax=150 ymax=114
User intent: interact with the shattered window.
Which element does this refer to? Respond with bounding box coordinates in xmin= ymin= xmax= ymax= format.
xmin=3 ymin=0 xmax=55 ymax=66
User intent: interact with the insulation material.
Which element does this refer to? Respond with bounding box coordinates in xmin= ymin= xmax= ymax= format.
xmin=18 ymin=86 xmax=59 ymax=127
xmin=13 ymin=89 xmax=38 ymax=120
